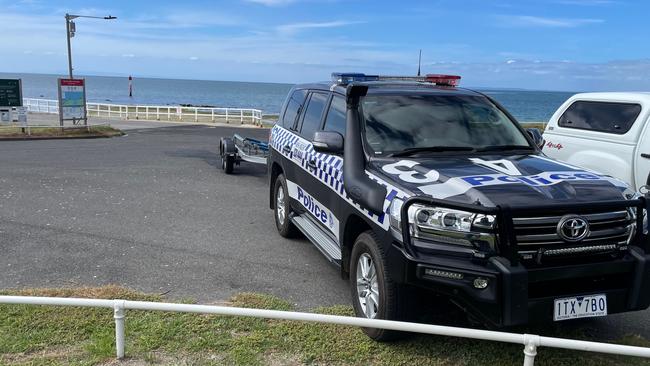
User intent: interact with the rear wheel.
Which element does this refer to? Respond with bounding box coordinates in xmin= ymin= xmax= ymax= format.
xmin=350 ymin=231 xmax=406 ymax=341
xmin=273 ymin=174 xmax=297 ymax=237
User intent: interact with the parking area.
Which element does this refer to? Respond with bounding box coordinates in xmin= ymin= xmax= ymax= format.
xmin=0 ymin=123 xmax=649 ymax=340
xmin=0 ymin=124 xmax=347 ymax=309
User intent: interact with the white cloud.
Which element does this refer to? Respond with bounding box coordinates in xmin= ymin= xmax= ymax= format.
xmin=554 ymin=0 xmax=617 ymax=5
xmin=245 ymin=0 xmax=296 ymax=6
xmin=276 ymin=20 xmax=364 ymax=35
xmin=156 ymin=11 xmax=245 ymax=28
xmin=189 ymin=56 xmax=199 ymax=61
xmin=497 ymin=15 xmax=604 ymax=28
xmin=121 ymin=54 xmax=135 ymax=58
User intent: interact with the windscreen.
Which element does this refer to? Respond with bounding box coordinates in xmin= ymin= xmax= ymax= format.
xmin=361 ymin=94 xmax=530 ymax=155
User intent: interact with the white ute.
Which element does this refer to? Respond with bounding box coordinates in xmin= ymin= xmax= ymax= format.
xmin=542 ymin=92 xmax=650 ymax=191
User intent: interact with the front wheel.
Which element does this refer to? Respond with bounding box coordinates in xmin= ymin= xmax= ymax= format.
xmin=350 ymin=231 xmax=405 ymax=341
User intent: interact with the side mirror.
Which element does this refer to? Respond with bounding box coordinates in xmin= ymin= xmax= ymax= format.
xmin=312 ymin=131 xmax=344 ymax=154
xmin=526 ymin=128 xmax=545 ymax=149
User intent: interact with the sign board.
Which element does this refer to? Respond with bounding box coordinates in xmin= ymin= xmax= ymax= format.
xmin=0 ymin=109 xmax=10 ymax=123
xmin=17 ymin=107 xmax=27 ymax=126
xmin=0 ymin=79 xmax=22 ymax=107
xmin=58 ymin=78 xmax=87 ymax=125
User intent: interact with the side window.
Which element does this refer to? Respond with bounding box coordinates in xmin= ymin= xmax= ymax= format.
xmin=299 ymin=92 xmax=328 ymax=140
xmin=558 ymin=101 xmax=641 ymax=134
xmin=281 ymin=89 xmax=307 ymax=129
xmin=323 ymin=95 xmax=346 ymax=137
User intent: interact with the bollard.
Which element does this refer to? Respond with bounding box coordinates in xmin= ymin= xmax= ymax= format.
xmin=113 ymin=300 xmax=126 ymax=359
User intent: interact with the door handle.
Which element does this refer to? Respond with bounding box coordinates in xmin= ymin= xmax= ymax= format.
xmin=282 ymin=145 xmax=291 ymax=154
xmin=307 ymin=159 xmax=318 ymax=171
xmin=641 ymin=153 xmax=650 ymax=159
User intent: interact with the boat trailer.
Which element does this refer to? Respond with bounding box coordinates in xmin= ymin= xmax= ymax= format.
xmin=219 ymin=134 xmax=269 ymax=174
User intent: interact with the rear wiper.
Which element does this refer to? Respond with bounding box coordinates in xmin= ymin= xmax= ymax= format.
xmin=475 ymin=145 xmax=534 ymax=152
xmin=390 ymin=146 xmax=476 ymax=157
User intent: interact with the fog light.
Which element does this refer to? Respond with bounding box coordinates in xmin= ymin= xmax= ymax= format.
xmin=424 ymin=268 xmax=464 ymax=280
xmin=473 ymin=277 xmax=489 ymax=289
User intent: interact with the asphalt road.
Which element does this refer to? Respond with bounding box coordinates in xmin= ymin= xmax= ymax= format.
xmin=0 ymin=124 xmax=347 ymax=309
xmin=1 ymin=123 xmax=649 ymax=340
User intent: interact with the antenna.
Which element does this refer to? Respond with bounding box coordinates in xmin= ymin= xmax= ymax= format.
xmin=417 ymin=49 xmax=422 ymax=76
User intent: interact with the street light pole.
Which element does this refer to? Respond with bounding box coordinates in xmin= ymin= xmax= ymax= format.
xmin=64 ymin=13 xmax=117 ymax=80
xmin=65 ymin=14 xmax=74 ymax=79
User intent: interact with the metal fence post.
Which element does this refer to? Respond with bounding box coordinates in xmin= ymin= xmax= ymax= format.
xmin=523 ymin=334 xmax=540 ymax=366
xmin=226 ymin=109 xmax=229 ymax=123
xmin=113 ymin=300 xmax=126 ymax=359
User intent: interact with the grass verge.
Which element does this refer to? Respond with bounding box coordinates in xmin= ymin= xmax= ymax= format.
xmin=0 ymin=125 xmax=123 ymax=139
xmin=1 ymin=286 xmax=650 ymax=365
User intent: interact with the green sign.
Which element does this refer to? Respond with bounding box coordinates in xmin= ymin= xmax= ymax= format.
xmin=0 ymin=79 xmax=22 ymax=107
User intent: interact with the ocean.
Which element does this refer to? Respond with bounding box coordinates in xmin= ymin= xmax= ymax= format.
xmin=1 ymin=72 xmax=576 ymax=122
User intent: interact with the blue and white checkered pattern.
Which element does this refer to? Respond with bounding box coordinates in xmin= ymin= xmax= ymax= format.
xmin=271 ymin=125 xmax=407 ymax=230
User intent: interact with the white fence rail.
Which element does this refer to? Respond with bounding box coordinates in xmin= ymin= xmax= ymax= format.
xmin=1 ymin=295 xmax=650 ymax=365
xmin=22 ymin=98 xmax=263 ymax=125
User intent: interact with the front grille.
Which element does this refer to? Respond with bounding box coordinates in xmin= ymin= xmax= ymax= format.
xmin=512 ymin=210 xmax=635 ymax=261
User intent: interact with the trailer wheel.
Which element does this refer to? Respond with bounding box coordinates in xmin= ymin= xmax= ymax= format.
xmin=220 ymin=137 xmax=236 ymax=174
xmin=222 ymin=155 xmax=234 ymax=174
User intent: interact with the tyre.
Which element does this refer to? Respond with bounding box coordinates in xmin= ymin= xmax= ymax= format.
xmin=350 ymin=231 xmax=406 ymax=341
xmin=222 ymin=155 xmax=234 ymax=174
xmin=273 ymin=174 xmax=298 ymax=237
xmin=220 ymin=137 xmax=235 ymax=174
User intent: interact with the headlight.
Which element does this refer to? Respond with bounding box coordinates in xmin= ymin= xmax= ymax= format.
xmin=388 ymin=199 xmax=496 ymax=250
xmin=627 ymin=192 xmax=648 ymax=235
xmin=414 ymin=207 xmax=494 ymax=233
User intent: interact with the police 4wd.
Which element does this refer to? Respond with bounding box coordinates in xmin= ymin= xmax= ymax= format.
xmin=267 ymin=73 xmax=650 ymax=340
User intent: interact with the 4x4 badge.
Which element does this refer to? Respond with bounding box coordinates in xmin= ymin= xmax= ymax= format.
xmin=557 ymin=215 xmax=590 ymax=242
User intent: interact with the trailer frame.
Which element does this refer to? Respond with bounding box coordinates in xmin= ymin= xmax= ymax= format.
xmin=219 ymin=134 xmax=269 ymax=174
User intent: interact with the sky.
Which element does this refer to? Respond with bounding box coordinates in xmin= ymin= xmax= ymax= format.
xmin=0 ymin=0 xmax=649 ymax=91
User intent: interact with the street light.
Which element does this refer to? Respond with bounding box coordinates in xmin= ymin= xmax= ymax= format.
xmin=65 ymin=13 xmax=117 ymax=79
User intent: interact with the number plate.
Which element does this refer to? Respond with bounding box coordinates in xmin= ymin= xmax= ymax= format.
xmin=554 ymin=294 xmax=607 ymax=321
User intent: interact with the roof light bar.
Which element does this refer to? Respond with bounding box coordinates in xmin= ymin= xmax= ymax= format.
xmin=331 ymin=73 xmax=378 ymax=84
xmin=332 ymin=72 xmax=461 ymax=86
xmin=425 ymin=74 xmax=462 ymax=87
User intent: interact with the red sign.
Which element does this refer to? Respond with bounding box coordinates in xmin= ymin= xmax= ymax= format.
xmin=60 ymin=79 xmax=84 ymax=86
